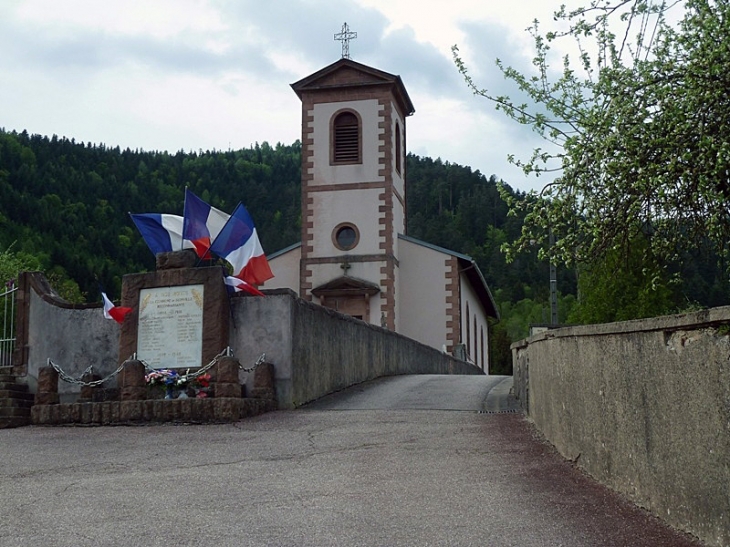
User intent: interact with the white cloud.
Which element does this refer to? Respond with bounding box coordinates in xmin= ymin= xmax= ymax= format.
xmin=0 ymin=0 xmax=579 ymax=191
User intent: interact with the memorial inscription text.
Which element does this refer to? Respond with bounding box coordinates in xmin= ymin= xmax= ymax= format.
xmin=137 ymin=285 xmax=204 ymax=369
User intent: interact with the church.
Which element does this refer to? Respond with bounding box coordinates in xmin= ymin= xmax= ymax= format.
xmin=262 ymin=52 xmax=499 ymax=371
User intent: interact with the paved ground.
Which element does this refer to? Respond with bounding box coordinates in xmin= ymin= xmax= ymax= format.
xmin=0 ymin=375 xmax=703 ymax=546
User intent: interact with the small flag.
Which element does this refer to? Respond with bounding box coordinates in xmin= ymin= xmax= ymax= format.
xmin=182 ymin=189 xmax=230 ymax=259
xmin=101 ymin=292 xmax=133 ymax=324
xmin=130 ymin=213 xmax=196 ymax=256
xmin=223 ymin=275 xmax=265 ymax=297
xmin=210 ymin=202 xmax=274 ymax=286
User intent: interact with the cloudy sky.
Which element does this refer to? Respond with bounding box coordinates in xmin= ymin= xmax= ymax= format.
xmin=0 ymin=0 xmax=575 ymax=192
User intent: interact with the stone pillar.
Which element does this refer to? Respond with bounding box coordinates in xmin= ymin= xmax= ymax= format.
xmin=251 ymin=362 xmax=276 ymax=400
xmin=35 ymin=366 xmax=59 ymax=405
xmin=78 ymin=372 xmax=102 ymax=403
xmin=119 ymin=360 xmax=147 ymax=401
xmin=213 ymin=356 xmax=242 ymax=398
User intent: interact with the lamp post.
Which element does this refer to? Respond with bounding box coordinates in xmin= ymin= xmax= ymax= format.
xmin=549 ymin=229 xmax=558 ymax=326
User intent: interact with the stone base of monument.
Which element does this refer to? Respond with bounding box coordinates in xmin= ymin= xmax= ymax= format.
xmin=30 ymin=397 xmax=277 ymax=426
xmin=28 ymin=360 xmax=279 ymax=426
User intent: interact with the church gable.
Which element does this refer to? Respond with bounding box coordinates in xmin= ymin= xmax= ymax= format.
xmin=317 ymin=66 xmax=390 ymax=88
xmin=292 ymin=59 xmax=394 ymax=94
xmin=291 ymin=58 xmax=415 ymax=116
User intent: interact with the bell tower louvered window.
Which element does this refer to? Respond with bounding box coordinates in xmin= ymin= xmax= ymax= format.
xmin=332 ymin=111 xmax=361 ymax=164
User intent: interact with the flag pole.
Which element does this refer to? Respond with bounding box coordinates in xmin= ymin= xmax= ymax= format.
xmin=181 ymin=186 xmax=188 ymax=251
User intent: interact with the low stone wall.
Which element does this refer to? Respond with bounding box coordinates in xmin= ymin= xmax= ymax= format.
xmin=31 ymin=398 xmax=276 ymax=425
xmin=512 ymin=306 xmax=730 ymax=547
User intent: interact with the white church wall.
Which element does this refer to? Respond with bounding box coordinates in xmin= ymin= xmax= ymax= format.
xmin=397 ymin=239 xmax=450 ymax=351
xmin=393 ymin=199 xmax=405 ymax=244
xmin=264 ymin=246 xmax=301 ymax=293
xmin=311 ymin=189 xmax=384 ymax=256
xmin=460 ymin=276 xmax=489 ymax=371
xmin=311 ymin=99 xmax=384 ymax=185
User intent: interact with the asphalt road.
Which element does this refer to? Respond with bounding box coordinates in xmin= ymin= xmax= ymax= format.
xmin=0 ymin=375 xmax=702 ymax=547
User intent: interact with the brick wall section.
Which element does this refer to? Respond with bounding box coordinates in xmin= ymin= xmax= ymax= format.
xmin=444 ymin=257 xmax=461 ymax=353
xmin=378 ymin=98 xmax=396 ymax=330
xmin=299 ymin=99 xmax=315 ymax=300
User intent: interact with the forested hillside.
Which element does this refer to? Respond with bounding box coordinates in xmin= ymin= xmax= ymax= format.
xmin=1 ymin=128 xmax=727 ymax=372
xmin=0 ymin=130 xmax=301 ymax=296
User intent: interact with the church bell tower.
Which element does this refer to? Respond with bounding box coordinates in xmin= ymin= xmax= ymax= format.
xmin=290 ymin=58 xmax=415 ymax=329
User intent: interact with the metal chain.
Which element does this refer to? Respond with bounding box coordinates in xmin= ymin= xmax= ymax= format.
xmin=139 ymin=347 xmax=230 ymax=381
xmin=240 ymin=352 xmax=266 ymax=373
xmin=140 ymin=348 xmax=267 ymax=381
xmin=47 ymin=348 xmax=267 ymax=387
xmin=47 ymin=355 xmax=136 ymax=387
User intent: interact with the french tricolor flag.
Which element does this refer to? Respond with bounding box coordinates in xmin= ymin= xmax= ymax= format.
xmin=210 ymin=202 xmax=274 ymax=287
xmin=101 ymin=292 xmax=133 ymax=324
xmin=182 ymin=189 xmax=230 ymax=259
xmin=223 ymin=275 xmax=265 ymax=297
xmin=130 ymin=213 xmax=196 ymax=255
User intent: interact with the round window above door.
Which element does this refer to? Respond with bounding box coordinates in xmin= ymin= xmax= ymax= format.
xmin=332 ymin=223 xmax=359 ymax=251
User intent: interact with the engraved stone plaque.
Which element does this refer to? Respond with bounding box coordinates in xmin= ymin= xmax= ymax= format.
xmin=136 ymin=285 xmax=204 ymax=369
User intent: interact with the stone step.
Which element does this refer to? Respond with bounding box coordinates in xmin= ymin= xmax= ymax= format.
xmin=0 ymin=416 xmax=31 ymax=429
xmin=0 ymin=389 xmax=34 ymax=401
xmin=0 ymin=397 xmax=34 ymax=409
xmin=0 ymin=375 xmax=17 ymax=384
xmin=0 ymin=382 xmax=29 ymax=393
xmin=0 ymin=406 xmax=31 ymax=418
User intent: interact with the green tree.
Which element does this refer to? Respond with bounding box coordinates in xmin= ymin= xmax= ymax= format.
xmin=0 ymin=243 xmax=40 ymax=287
xmin=568 ymin=237 xmax=676 ymax=323
xmin=454 ymin=0 xmax=730 ymax=293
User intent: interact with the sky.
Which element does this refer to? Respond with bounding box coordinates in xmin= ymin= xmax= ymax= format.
xmin=0 ymin=0 xmax=574 ymax=192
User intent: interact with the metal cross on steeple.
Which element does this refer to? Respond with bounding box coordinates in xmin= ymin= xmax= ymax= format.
xmin=334 ymin=22 xmax=357 ymax=59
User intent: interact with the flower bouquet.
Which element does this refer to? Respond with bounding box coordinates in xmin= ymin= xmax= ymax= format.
xmin=145 ymin=369 xmax=189 ymax=398
xmin=145 ymin=369 xmax=211 ymax=399
xmin=190 ymin=373 xmax=211 ymax=398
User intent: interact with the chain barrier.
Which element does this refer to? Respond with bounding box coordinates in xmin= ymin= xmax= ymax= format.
xmin=241 ymin=352 xmax=266 ymax=373
xmin=47 ymin=355 xmax=136 ymax=387
xmin=47 ymin=348 xmax=267 ymax=387
xmin=138 ymin=347 xmax=231 ymax=381
xmin=138 ymin=348 xmax=266 ymax=382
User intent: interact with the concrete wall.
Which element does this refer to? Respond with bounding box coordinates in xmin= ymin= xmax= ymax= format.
xmin=512 ymin=306 xmax=730 ymax=547
xmin=15 ymin=272 xmax=119 ymax=400
xmin=17 ymin=275 xmax=482 ymax=408
xmin=230 ymin=289 xmax=483 ymax=409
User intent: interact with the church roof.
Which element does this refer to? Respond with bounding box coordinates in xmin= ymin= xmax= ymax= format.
xmin=291 ymin=58 xmax=415 ymax=117
xmin=398 ymin=234 xmax=500 ymax=320
xmin=267 ymin=241 xmax=301 ymax=261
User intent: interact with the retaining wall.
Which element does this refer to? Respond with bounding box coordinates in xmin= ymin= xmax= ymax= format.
xmin=512 ymin=307 xmax=730 ymax=547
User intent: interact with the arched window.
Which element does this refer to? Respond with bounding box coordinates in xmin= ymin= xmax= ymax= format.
xmin=332 ymin=111 xmax=360 ymax=164
xmin=465 ymin=302 xmax=471 ymax=358
xmin=473 ymin=316 xmax=477 ymax=366
xmin=480 ymin=326 xmax=485 ymax=371
xmin=395 ymin=121 xmax=402 ymax=174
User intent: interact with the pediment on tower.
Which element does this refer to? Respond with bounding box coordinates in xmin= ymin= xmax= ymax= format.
xmin=311 ymin=275 xmax=381 ymax=298
xmin=291 ymin=58 xmax=415 ymax=116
